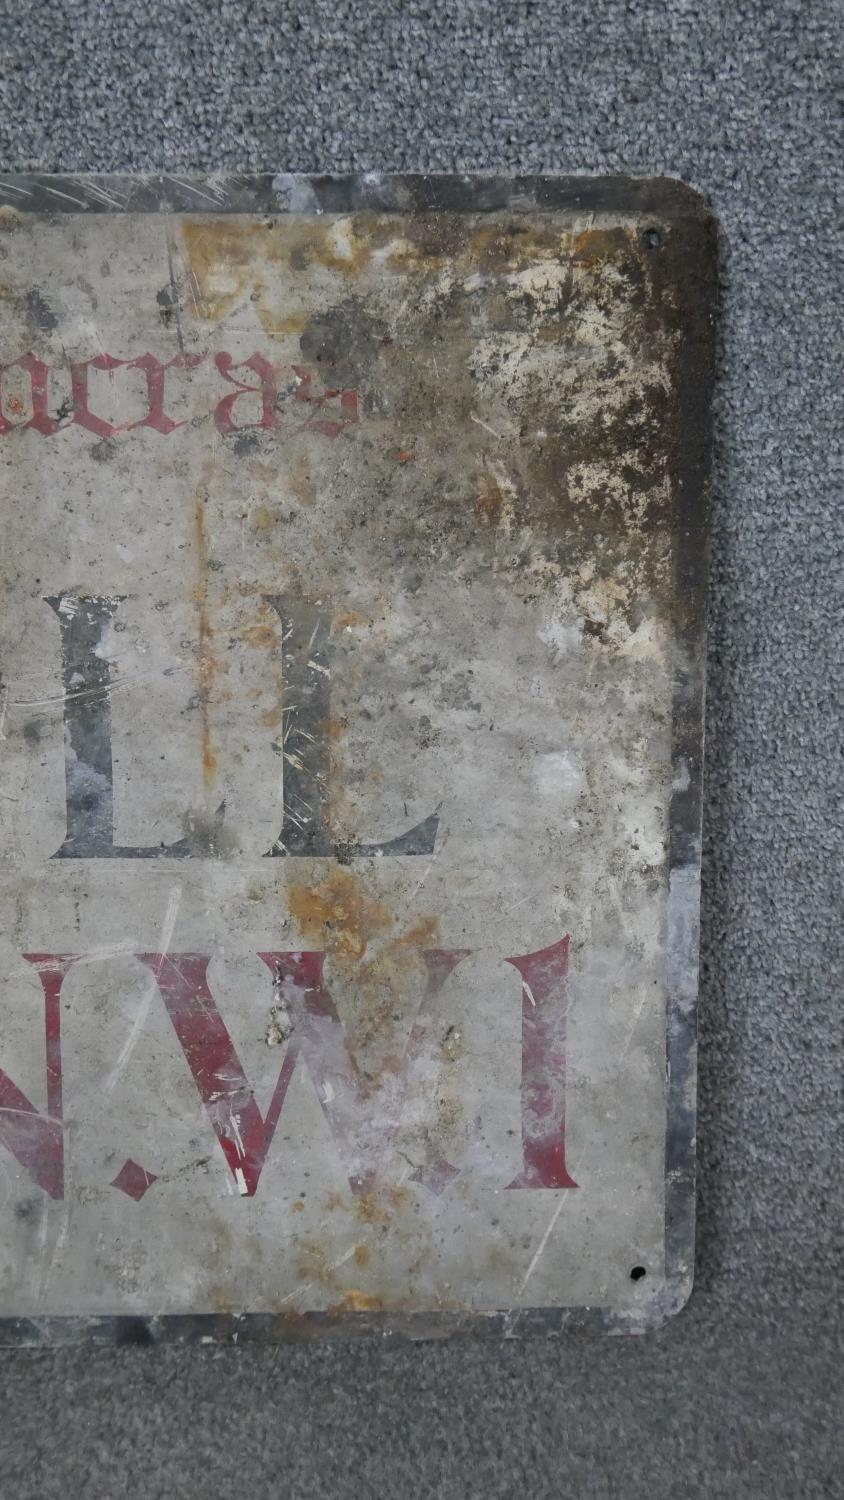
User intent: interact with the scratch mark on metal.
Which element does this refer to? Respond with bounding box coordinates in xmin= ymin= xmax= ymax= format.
xmin=517 ymin=1197 xmax=567 ymax=1296
xmin=104 ymin=884 xmax=183 ymax=1093
xmin=43 ymin=185 xmax=88 ymax=208
xmin=470 ymin=413 xmax=503 ymax=439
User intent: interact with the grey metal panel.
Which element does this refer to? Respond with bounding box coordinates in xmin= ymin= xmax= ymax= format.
xmin=0 ymin=175 xmax=716 ymax=1341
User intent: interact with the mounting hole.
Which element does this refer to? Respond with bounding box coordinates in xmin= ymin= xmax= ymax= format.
xmin=630 ymin=1265 xmax=647 ymax=1282
xmin=642 ymin=228 xmax=662 ymax=250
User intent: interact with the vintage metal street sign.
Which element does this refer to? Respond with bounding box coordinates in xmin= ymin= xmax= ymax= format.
xmin=0 ymin=174 xmax=716 ymax=1343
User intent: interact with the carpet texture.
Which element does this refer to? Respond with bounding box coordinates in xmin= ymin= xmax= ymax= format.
xmin=0 ymin=2 xmax=841 ymax=1495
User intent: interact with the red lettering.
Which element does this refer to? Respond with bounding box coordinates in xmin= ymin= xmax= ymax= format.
xmin=0 ymin=955 xmax=75 ymax=1198
xmin=136 ymin=948 xmax=468 ymax=1197
xmin=292 ymin=365 xmax=359 ymax=437
xmin=213 ymin=352 xmax=279 ymax=432
xmin=128 ymin=352 xmax=204 ymax=433
xmin=506 ymin=936 xmax=577 ymax=1189
xmin=0 ymin=942 xmax=576 ymax=1201
xmin=0 ymin=352 xmax=360 ymax=439
xmin=0 ymin=353 xmax=57 ymax=435
xmin=70 ymin=353 xmax=126 ymax=437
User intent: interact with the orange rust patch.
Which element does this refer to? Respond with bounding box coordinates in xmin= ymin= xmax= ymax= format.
xmin=573 ymin=226 xmax=633 ymax=265
xmin=192 ymin=474 xmax=217 ymax=788
xmin=328 ymin=1291 xmax=383 ymax=1313
xmin=475 ymin=466 xmax=503 ymax=527
xmin=291 ymin=1200 xmax=305 ymax=1214
xmin=331 ymin=609 xmax=369 ymax=634
xmin=240 ymin=623 xmax=279 ymax=650
xmin=355 ymin=1193 xmax=392 ymax=1227
xmin=181 ymin=220 xmax=309 ymax=332
xmin=469 ymin=221 xmax=574 ymax=270
xmin=271 ymin=313 xmax=308 ymax=335
xmin=181 ymin=217 xmax=376 ymax=333
xmin=295 ymin=1241 xmax=336 ymax=1288
xmin=383 ymin=219 xmax=629 ymax=280
xmin=394 ymin=915 xmax=439 ymax=949
xmin=260 ymin=699 xmax=284 ymax=729
xmin=294 ymin=1238 xmax=380 ymax=1311
xmin=289 ymin=870 xmax=441 ymax=1078
xmin=288 ymin=868 xmax=393 ymax=961
xmin=320 ymin=713 xmax=348 ymax=742
xmin=208 ymin=1283 xmax=236 ymax=1315
xmin=288 ymin=452 xmax=315 ymax=508
xmin=251 ymin=504 xmax=273 ymax=531
xmin=248 ymin=458 xmax=280 ymax=485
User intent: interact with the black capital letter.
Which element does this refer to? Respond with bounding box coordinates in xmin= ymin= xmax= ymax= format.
xmin=47 ymin=593 xmax=221 ymax=858
xmin=263 ymin=595 xmax=438 ymax=858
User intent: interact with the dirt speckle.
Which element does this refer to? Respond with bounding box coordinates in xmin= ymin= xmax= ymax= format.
xmin=24 ymin=287 xmax=58 ymax=332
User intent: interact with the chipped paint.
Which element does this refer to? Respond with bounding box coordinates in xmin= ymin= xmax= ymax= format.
xmin=0 ymin=174 xmax=716 ymax=1343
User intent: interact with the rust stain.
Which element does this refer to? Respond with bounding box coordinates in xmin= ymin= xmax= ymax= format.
xmin=320 ymin=713 xmax=348 ymax=742
xmin=288 ymin=870 xmax=441 ymax=1078
xmin=572 ymin=226 xmax=632 ymax=265
xmin=475 ymin=465 xmax=503 ymax=527
xmin=388 ymin=1184 xmax=413 ymax=1212
xmin=295 ymin=1241 xmax=337 ymax=1288
xmin=181 ymin=220 xmax=264 ymax=323
xmin=240 ymin=622 xmax=279 ymax=650
xmin=208 ymin=1283 xmax=236 ymax=1315
xmin=304 ymin=220 xmax=373 ymax=278
xmin=192 ymin=473 xmax=217 ymax=788
xmin=322 ymin=1187 xmax=407 ymax=1229
xmin=271 ymin=313 xmax=308 ymax=335
xmin=180 ymin=218 xmax=375 ymax=332
xmin=251 ymin=504 xmax=273 ymax=531
xmin=248 ymin=458 xmax=281 ymax=485
xmin=178 ymin=217 xmax=640 ymax=344
xmin=294 ymin=1240 xmax=381 ymax=1311
xmin=288 ymin=451 xmax=315 ymax=508
xmin=181 ymin=220 xmax=308 ymax=332
xmin=288 ymin=867 xmax=392 ymax=961
xmin=327 ymin=1291 xmax=383 ymax=1313
xmin=355 ymin=1193 xmax=392 ymax=1227
xmin=393 ymin=915 xmax=439 ymax=949
xmin=331 ymin=609 xmax=369 ymax=634
xmin=260 ymin=699 xmax=284 ymax=729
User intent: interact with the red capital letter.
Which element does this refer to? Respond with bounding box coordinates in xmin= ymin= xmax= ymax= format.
xmin=506 ymin=936 xmax=577 ymax=1190
xmin=128 ymin=352 xmax=205 ymax=433
xmin=136 ymin=948 xmax=468 ymax=1197
xmin=292 ymin=364 xmax=359 ymax=437
xmin=0 ymin=956 xmax=76 ymax=1198
xmin=0 ymin=353 xmax=57 ymax=436
xmin=70 ymin=353 xmax=127 ymax=437
xmin=213 ymin=352 xmax=279 ymax=432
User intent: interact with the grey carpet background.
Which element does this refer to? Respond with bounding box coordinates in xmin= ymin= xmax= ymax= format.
xmin=0 ymin=1 xmax=841 ymax=1495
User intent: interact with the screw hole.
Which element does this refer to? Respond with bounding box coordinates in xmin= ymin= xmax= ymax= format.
xmin=642 ymin=228 xmax=661 ymax=250
xmin=630 ymin=1265 xmax=647 ymax=1282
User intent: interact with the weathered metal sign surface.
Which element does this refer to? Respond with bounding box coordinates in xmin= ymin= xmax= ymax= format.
xmin=0 ymin=174 xmax=716 ymax=1343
